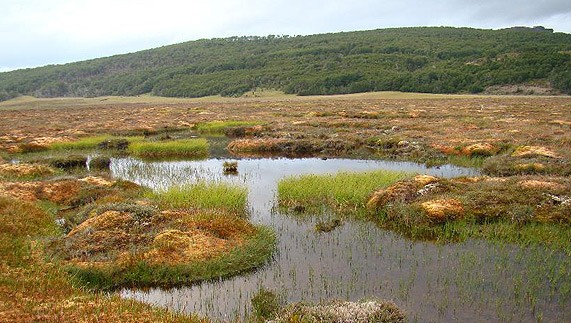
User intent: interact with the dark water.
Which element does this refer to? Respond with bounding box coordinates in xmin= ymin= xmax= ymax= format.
xmin=111 ymin=158 xmax=570 ymax=322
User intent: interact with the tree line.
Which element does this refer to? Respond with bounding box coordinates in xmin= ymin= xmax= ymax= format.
xmin=0 ymin=26 xmax=570 ymax=101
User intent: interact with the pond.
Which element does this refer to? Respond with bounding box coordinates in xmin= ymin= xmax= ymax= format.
xmin=111 ymin=157 xmax=570 ymax=322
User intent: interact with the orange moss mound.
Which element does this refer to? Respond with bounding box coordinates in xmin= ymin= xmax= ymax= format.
xmin=146 ymin=229 xmax=234 ymax=264
xmin=57 ymin=206 xmax=257 ymax=268
xmin=68 ymin=211 xmax=133 ymax=237
xmin=512 ymin=145 xmax=562 ymax=159
xmin=517 ymin=179 xmax=566 ymax=191
xmin=421 ymin=199 xmax=464 ymax=222
xmin=367 ymin=175 xmax=438 ymax=209
xmin=514 ymin=163 xmax=546 ymax=172
xmin=78 ymin=176 xmax=115 ymax=187
xmin=0 ymin=163 xmax=54 ymax=177
xmin=227 ymin=138 xmax=288 ymax=152
xmin=461 ymin=143 xmax=498 ymax=156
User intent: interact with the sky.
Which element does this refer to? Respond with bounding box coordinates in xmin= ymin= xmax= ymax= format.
xmin=1 ymin=0 xmax=570 ymax=72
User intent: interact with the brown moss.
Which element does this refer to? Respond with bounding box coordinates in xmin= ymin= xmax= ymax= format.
xmin=461 ymin=143 xmax=498 ymax=156
xmin=146 ymin=229 xmax=233 ymax=264
xmin=37 ymin=181 xmax=82 ymax=204
xmin=78 ymin=176 xmax=115 ymax=187
xmin=517 ymin=179 xmax=566 ymax=191
xmin=514 ymin=163 xmax=546 ymax=173
xmin=67 ymin=211 xmax=133 ymax=237
xmin=0 ymin=182 xmax=41 ymax=201
xmin=0 ymin=163 xmax=54 ymax=178
xmin=367 ymin=175 xmax=439 ymax=210
xmin=227 ymin=138 xmax=288 ymax=153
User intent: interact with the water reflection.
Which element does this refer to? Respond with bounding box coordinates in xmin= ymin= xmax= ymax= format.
xmin=112 ymin=158 xmax=569 ymax=322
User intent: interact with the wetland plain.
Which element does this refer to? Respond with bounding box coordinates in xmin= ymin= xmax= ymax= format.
xmin=0 ymin=92 xmax=570 ymax=322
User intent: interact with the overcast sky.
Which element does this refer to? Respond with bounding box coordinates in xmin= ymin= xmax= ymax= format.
xmin=1 ymin=0 xmax=570 ymax=72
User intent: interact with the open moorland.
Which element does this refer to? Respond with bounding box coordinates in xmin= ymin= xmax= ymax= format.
xmin=0 ymin=92 xmax=570 ymax=321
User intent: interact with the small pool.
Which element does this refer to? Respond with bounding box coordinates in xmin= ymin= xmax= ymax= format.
xmin=111 ymin=157 xmax=569 ymax=322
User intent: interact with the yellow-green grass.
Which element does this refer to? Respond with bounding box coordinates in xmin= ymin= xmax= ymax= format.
xmin=148 ymin=182 xmax=247 ymax=214
xmin=196 ymin=120 xmax=264 ymax=134
xmin=278 ymin=170 xmax=407 ymax=211
xmin=49 ymin=135 xmax=144 ymax=151
xmin=128 ymin=138 xmax=209 ymax=159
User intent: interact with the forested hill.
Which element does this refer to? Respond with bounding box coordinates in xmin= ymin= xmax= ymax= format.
xmin=1 ymin=26 xmax=570 ymax=101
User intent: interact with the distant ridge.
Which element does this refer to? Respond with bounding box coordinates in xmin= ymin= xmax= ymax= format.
xmin=1 ymin=26 xmax=570 ymax=101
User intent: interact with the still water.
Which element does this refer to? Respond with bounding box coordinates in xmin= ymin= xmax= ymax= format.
xmin=111 ymin=157 xmax=569 ymax=322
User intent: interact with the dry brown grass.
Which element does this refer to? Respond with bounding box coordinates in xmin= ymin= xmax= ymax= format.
xmin=0 ymin=95 xmax=568 ymax=162
xmin=0 ymin=163 xmax=54 ymax=178
xmin=420 ymin=198 xmax=464 ymax=222
xmin=0 ymin=195 xmax=201 ymax=322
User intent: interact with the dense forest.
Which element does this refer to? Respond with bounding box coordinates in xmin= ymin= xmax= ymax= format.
xmin=0 ymin=26 xmax=570 ymax=101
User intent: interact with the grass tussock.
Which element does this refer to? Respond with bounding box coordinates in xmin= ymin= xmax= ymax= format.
xmin=196 ymin=120 xmax=263 ymax=134
xmin=65 ymin=225 xmax=275 ymax=290
xmin=148 ymin=182 xmax=247 ymax=214
xmin=128 ymin=138 xmax=209 ymax=159
xmin=49 ymin=135 xmax=144 ymax=151
xmin=278 ymin=170 xmax=407 ymax=211
xmin=0 ymin=195 xmax=202 ymax=322
xmin=49 ymin=135 xmax=112 ymax=150
xmin=42 ymin=180 xmax=275 ymax=290
xmin=278 ymin=170 xmax=571 ymax=251
xmin=369 ymin=175 xmax=571 ymax=249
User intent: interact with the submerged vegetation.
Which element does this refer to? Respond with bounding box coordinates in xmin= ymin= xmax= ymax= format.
xmin=279 ymin=171 xmax=571 ymax=251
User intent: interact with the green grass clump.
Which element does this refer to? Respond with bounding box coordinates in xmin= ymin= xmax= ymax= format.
xmin=66 ymin=226 xmax=276 ymax=290
xmin=49 ymin=135 xmax=143 ymax=151
xmin=149 ymin=182 xmax=247 ymax=214
xmin=278 ymin=170 xmax=407 ymax=211
xmin=128 ymin=138 xmax=209 ymax=159
xmin=196 ymin=120 xmax=263 ymax=134
xmin=49 ymin=135 xmax=113 ymax=150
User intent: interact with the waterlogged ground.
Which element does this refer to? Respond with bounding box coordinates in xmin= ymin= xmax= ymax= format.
xmin=111 ymin=157 xmax=570 ymax=322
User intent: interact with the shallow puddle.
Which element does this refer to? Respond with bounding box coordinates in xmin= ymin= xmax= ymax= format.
xmin=111 ymin=158 xmax=570 ymax=322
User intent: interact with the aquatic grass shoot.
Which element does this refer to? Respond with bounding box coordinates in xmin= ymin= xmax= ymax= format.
xmin=149 ymin=181 xmax=248 ymax=214
xmin=128 ymin=138 xmax=209 ymax=159
xmin=278 ymin=170 xmax=407 ymax=211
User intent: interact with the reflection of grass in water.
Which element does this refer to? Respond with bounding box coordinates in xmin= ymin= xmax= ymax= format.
xmin=278 ymin=170 xmax=407 ymax=211
xmin=148 ymin=182 xmax=247 ymax=214
xmin=128 ymin=138 xmax=209 ymax=159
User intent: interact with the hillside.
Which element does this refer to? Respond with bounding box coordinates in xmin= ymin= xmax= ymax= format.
xmin=0 ymin=26 xmax=570 ymax=101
